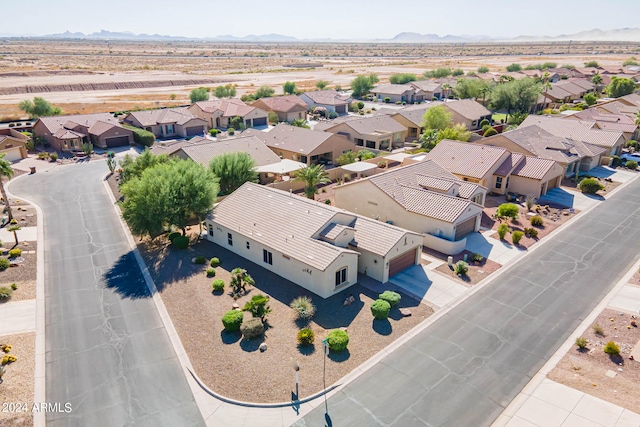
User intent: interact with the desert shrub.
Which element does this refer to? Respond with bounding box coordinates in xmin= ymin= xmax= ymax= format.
xmin=497 ymin=223 xmax=509 ymax=240
xmin=357 ymin=101 xmax=364 ymax=110
xmin=243 ymin=294 xmax=272 ymax=321
xmin=212 ymin=279 xmax=225 ymax=292
xmin=290 ymin=296 xmax=316 ymax=320
xmin=524 ymin=227 xmax=538 ymax=238
xmin=240 ymin=318 xmax=264 ymax=340
xmin=50 ymin=152 xmax=59 ymax=161
xmin=210 ymin=257 xmax=220 ymax=267
xmin=0 ymin=286 xmax=12 ymax=300
xmin=626 ymin=160 xmax=638 ymax=170
xmin=0 ymin=258 xmax=9 ymax=271
xmin=530 ymin=215 xmax=544 ymax=227
xmin=479 ymin=119 xmax=490 ymax=128
xmin=512 ymin=230 xmax=524 ymax=245
xmin=209 ymin=129 xmax=220 ymax=136
xmin=496 ymin=203 xmax=519 ymax=220
xmin=575 ymin=337 xmax=588 ymax=349
xmin=171 ymin=235 xmax=189 ymax=249
xmin=378 ymin=290 xmax=401 ymax=307
xmin=371 ymin=299 xmax=391 ymax=320
xmin=471 ymin=253 xmax=484 ymax=263
xmin=326 ymin=330 xmax=349 ymax=352
xmin=1 ymin=344 xmax=11 ymax=353
xmin=206 ymin=268 xmax=216 ymax=278
xmin=228 ymin=127 xmax=235 ymax=135
xmin=328 ymin=111 xmax=338 ymax=119
xmin=297 ymin=328 xmax=315 ymax=346
xmin=167 ymin=231 xmax=181 ymax=242
xmin=603 ymin=341 xmax=620 ymax=356
xmin=124 ymin=125 xmax=155 ymax=147
xmin=1 ymin=355 xmax=17 ymax=365
xmin=222 ymin=310 xmax=243 ymax=332
xmin=324 ymin=199 xmax=331 ymax=205
xmin=8 ymin=248 xmax=22 ymax=258
xmin=610 ymin=155 xmax=623 ymax=168
xmin=593 ymin=324 xmax=605 ymax=336
xmin=525 ymin=195 xmax=537 ymax=211
xmin=578 ymin=178 xmax=604 ymax=194
xmin=483 ymin=127 xmax=498 ymax=137
xmin=384 ymin=97 xmax=391 ymax=103
xmin=626 ymin=140 xmax=638 ymax=149
xmin=194 ymin=256 xmax=206 ymax=264
xmin=10 ymin=283 xmax=17 ymax=290
xmin=454 ymin=260 xmax=469 ymax=276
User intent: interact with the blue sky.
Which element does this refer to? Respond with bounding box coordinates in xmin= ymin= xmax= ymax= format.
xmin=3 ymin=0 xmax=640 ymax=39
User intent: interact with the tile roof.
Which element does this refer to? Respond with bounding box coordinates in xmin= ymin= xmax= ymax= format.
xmin=88 ymin=120 xmax=119 ymax=136
xmin=519 ymin=115 xmax=623 ymax=148
xmin=415 ymin=175 xmax=455 ymax=192
xmin=127 ymin=108 xmax=203 ymax=127
xmin=300 ymin=90 xmax=350 ymax=106
xmin=394 ymin=185 xmax=477 ymax=223
xmin=493 ymin=153 xmax=525 ymax=177
xmin=209 ymin=183 xmax=420 ymax=270
xmin=372 ymin=84 xmax=414 ymax=95
xmin=37 ymin=113 xmax=120 ymax=135
xmin=149 ymin=140 xmax=192 ymax=156
xmin=511 ymin=155 xmax=558 ymax=180
xmin=566 ymin=78 xmax=595 ymax=91
xmin=409 ymin=81 xmax=442 ymax=92
xmin=425 ymin=139 xmax=508 ymax=179
xmin=53 ymin=128 xmax=84 ymax=139
xmin=179 ymin=135 xmax=280 ymax=167
xmin=322 ymin=114 xmax=407 ymax=135
xmin=251 ymin=123 xmax=349 ymax=155
xmin=194 ymin=98 xmax=257 ymax=117
xmin=570 ymin=109 xmax=638 ymax=133
xmin=442 ymin=99 xmax=491 ymax=120
xmin=251 ymin=95 xmax=308 ymax=113
xmin=385 ymin=102 xmax=444 ymax=126
xmin=320 ymin=223 xmax=354 ymax=240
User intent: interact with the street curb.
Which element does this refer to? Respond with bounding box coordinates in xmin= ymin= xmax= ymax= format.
xmin=5 ymin=173 xmax=46 ymax=427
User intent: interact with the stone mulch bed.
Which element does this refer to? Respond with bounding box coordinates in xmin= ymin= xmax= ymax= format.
xmin=424 ymin=248 xmax=501 ymax=286
xmin=139 ymin=235 xmax=433 ymax=403
xmin=0 ymin=252 xmax=36 ymax=301
xmin=548 ymin=308 xmax=640 ymax=414
xmin=0 ymin=332 xmax=35 ymax=427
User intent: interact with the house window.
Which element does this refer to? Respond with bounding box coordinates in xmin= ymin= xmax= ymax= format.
xmin=505 ymin=177 xmax=510 ymax=189
xmin=495 ymin=176 xmax=503 ymax=189
xmin=246 ymin=241 xmax=250 ymax=250
xmin=166 ymin=124 xmax=174 ymax=134
xmin=208 ymin=225 xmax=213 ymax=237
xmin=355 ymin=138 xmax=364 ymax=146
xmin=227 ymin=233 xmax=233 ymax=246
xmin=263 ymin=249 xmax=273 ymax=265
xmin=335 ymin=267 xmax=347 ymax=287
xmin=300 ymin=155 xmax=308 ymax=164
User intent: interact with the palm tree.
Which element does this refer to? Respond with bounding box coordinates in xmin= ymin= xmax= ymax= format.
xmin=0 ymin=154 xmax=15 ymax=223
xmin=294 ymin=164 xmax=331 ymax=199
xmin=635 ymin=111 xmax=640 ymax=126
xmin=479 ymin=84 xmax=490 ymax=106
xmin=441 ymin=83 xmax=451 ymax=100
xmin=591 ymin=73 xmax=603 ymax=93
xmin=540 ymin=72 xmax=552 ymax=113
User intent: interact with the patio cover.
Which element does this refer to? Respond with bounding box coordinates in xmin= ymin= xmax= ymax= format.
xmin=256 ymin=159 xmax=306 ymax=174
xmin=341 ymin=162 xmax=378 ymax=173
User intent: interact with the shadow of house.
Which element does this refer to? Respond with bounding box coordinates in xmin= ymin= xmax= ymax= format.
xmin=102 ymin=251 xmax=152 ymax=299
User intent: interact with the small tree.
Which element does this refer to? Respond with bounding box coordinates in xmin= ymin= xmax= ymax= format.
xmin=18 ymin=97 xmax=62 ymax=118
xmin=254 ymin=85 xmax=275 ymax=99
xmin=8 ymin=225 xmax=20 ymax=247
xmin=229 ymin=268 xmax=254 ymax=295
xmin=243 ymin=294 xmax=272 ymax=322
xmin=315 ymin=80 xmax=329 ymax=90
xmin=189 ymin=88 xmax=209 ymax=103
xmin=209 ymin=152 xmax=258 ymax=195
xmin=478 ymin=66 xmax=489 ymax=73
xmin=496 ymin=203 xmax=519 ymax=221
xmin=229 ymin=116 xmax=245 ymax=131
xmin=584 ymin=60 xmax=599 ymax=68
xmin=268 ymin=111 xmax=279 ymax=124
xmin=578 ymin=178 xmax=604 ymax=194
xmin=506 ymin=63 xmax=522 ymax=72
xmin=214 ymin=84 xmax=236 ymax=99
xmin=583 ymin=93 xmax=597 ymax=106
xmin=290 ymin=118 xmax=309 ymax=128
xmin=294 ymin=164 xmax=330 ymax=199
xmin=0 ymin=153 xmax=15 ymax=222
xmin=283 ymin=81 xmax=297 ymax=95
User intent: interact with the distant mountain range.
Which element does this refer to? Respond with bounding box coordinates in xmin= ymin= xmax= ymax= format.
xmin=3 ymin=28 xmax=640 ymax=43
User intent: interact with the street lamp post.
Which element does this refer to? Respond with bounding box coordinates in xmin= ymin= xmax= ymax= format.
xmin=322 ymin=338 xmax=329 ymax=414
xmin=293 ymin=361 xmax=300 ymax=397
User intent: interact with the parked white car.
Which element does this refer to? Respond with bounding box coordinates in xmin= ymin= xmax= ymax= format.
xmin=620 ymin=152 xmax=640 ymax=162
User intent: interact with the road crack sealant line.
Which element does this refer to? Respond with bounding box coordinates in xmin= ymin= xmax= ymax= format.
xmin=101 ymin=172 xmax=339 ymax=413
xmin=6 ymin=173 xmax=46 ymax=427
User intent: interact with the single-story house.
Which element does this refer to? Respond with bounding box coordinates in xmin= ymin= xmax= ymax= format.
xmin=420 ymin=139 xmax=564 ymax=198
xmin=371 ymin=84 xmax=426 ymax=104
xmin=0 ymin=129 xmax=28 ymax=162
xmin=376 ymin=102 xmax=443 ymax=141
xmin=204 ymin=182 xmax=423 ymax=298
xmin=298 ymin=90 xmax=351 ymax=115
xmin=334 ymin=159 xmax=486 ymax=255
xmin=409 ymin=81 xmax=443 ymax=100
xmin=315 ymin=115 xmax=407 ymax=151
xmin=566 ymin=109 xmax=639 ymax=141
xmin=124 ymin=108 xmax=207 ymax=139
xmin=188 ymin=99 xmax=269 ymax=129
xmin=33 ymin=113 xmax=134 ymax=152
xmin=250 ymin=95 xmax=308 ymax=123
xmin=482 ymin=126 xmax=606 ymax=177
xmin=442 ymin=99 xmax=492 ymax=130
xmin=246 ymin=123 xmax=356 ymax=165
xmin=519 ymin=115 xmax=626 ymax=156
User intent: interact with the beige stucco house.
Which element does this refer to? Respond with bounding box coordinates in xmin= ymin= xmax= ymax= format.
xmin=567 ymin=109 xmax=638 ymax=142
xmin=298 ymin=90 xmax=351 ymax=115
xmin=188 ymin=99 xmax=268 ymax=129
xmin=334 ymin=160 xmax=486 ymax=255
xmin=371 ymin=84 xmax=427 ymax=104
xmin=316 ymin=115 xmax=407 ymax=151
xmin=204 ymin=183 xmax=423 ymax=298
xmin=250 ymin=95 xmax=308 ymax=123
xmin=33 ymin=113 xmax=134 ymax=152
xmin=124 ymin=108 xmax=207 ymax=139
xmin=0 ymin=129 xmax=28 ymax=162
xmin=442 ymin=99 xmax=492 ymax=130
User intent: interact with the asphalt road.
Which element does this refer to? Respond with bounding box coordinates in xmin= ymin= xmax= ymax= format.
xmin=298 ymin=176 xmax=640 ymax=427
xmin=9 ymin=160 xmax=204 ymax=426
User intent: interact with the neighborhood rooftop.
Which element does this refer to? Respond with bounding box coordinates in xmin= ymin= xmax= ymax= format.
xmin=178 ymin=135 xmax=281 ymax=166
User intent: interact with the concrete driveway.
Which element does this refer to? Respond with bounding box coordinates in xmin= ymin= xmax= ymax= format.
xmin=538 ymin=187 xmax=603 ymax=210
xmin=465 ymin=230 xmax=527 ymax=265
xmin=389 ymin=265 xmax=468 ymax=308
xmin=587 ymin=166 xmax=637 ymax=183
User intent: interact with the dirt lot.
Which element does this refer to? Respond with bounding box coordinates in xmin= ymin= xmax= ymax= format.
xmin=0 ymin=332 xmax=35 ymax=427
xmin=138 ymin=235 xmax=433 ymax=403
xmin=548 ymin=308 xmax=640 ymax=413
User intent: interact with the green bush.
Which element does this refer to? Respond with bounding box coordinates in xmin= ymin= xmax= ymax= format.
xmin=1 ymin=354 xmax=17 ymax=365
xmin=610 ymin=155 xmax=623 ymax=168
xmin=171 ymin=235 xmax=189 ymax=249
xmin=530 ymin=215 xmax=544 ymax=226
xmin=512 ymin=230 xmax=524 ymax=245
xmin=626 ymin=160 xmax=638 ymax=170
xmin=8 ymin=248 xmax=22 ymax=258
xmin=0 ymin=258 xmax=9 ymax=271
xmin=212 ymin=279 xmax=225 ymax=292
xmin=378 ymin=290 xmax=401 ymax=307
xmin=578 ymin=178 xmax=604 ymax=194
xmin=497 ymin=223 xmax=509 ymax=240
xmin=471 ymin=253 xmax=484 ymax=263
xmin=123 ymin=125 xmax=155 ymax=147
xmin=603 ymin=341 xmax=620 ymax=356
xmin=496 ymin=203 xmax=519 ymax=220
xmin=0 ymin=286 xmax=12 ymax=300
xmin=10 ymin=283 xmax=17 ymax=290
xmin=357 ymin=101 xmax=364 ymax=110
xmin=483 ymin=127 xmax=498 ymax=137
xmin=209 ymin=129 xmax=220 ymax=136
xmin=50 ymin=152 xmax=59 ymax=161
xmin=194 ymin=256 xmax=206 ymax=264
xmin=454 ymin=260 xmax=469 ymax=276
xmin=206 ymin=268 xmax=216 ymax=278
xmin=243 ymin=294 xmax=272 ymax=321
xmin=326 ymin=330 xmax=349 ymax=352
xmin=384 ymin=97 xmax=391 ymax=103
xmin=297 ymin=328 xmax=315 ymax=346
xmin=479 ymin=119 xmax=490 ymax=128
xmin=290 ymin=296 xmax=316 ymax=320
xmin=222 ymin=310 xmax=243 ymax=332
xmin=210 ymin=257 xmax=220 ymax=267
xmin=228 ymin=127 xmax=235 ymax=135
xmin=167 ymin=231 xmax=181 ymax=242
xmin=593 ymin=324 xmax=605 ymax=336
xmin=371 ymin=299 xmax=391 ymax=320
xmin=575 ymin=337 xmax=588 ymax=349
xmin=240 ymin=318 xmax=264 ymax=339
xmin=524 ymin=227 xmax=539 ymax=238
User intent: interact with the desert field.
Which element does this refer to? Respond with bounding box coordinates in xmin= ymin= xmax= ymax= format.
xmin=0 ymin=39 xmax=639 ymax=119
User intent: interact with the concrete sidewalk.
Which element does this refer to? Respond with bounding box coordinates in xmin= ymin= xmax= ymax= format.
xmin=0 ymin=299 xmax=36 ymax=335
xmin=0 ymin=226 xmax=37 ymax=243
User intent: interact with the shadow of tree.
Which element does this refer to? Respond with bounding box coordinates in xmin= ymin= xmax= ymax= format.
xmin=372 ymin=319 xmax=392 ymax=336
xmin=102 ymin=251 xmax=151 ymax=299
xmin=220 ymin=330 xmax=241 ymax=345
xmin=240 ymin=336 xmax=265 ymax=352
xmin=297 ymin=344 xmax=316 ymax=356
xmin=328 ymin=349 xmax=350 ymax=363
xmin=608 ymin=354 xmax=624 ymax=365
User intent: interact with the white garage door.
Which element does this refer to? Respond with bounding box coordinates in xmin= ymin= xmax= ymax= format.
xmin=1 ymin=147 xmax=22 ymax=162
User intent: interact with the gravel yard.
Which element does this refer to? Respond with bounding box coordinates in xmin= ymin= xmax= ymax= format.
xmin=548 ymin=308 xmax=640 ymax=414
xmin=139 ymin=235 xmax=433 ymax=403
xmin=0 ymin=332 xmax=35 ymax=427
xmin=0 ymin=252 xmax=36 ymax=304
